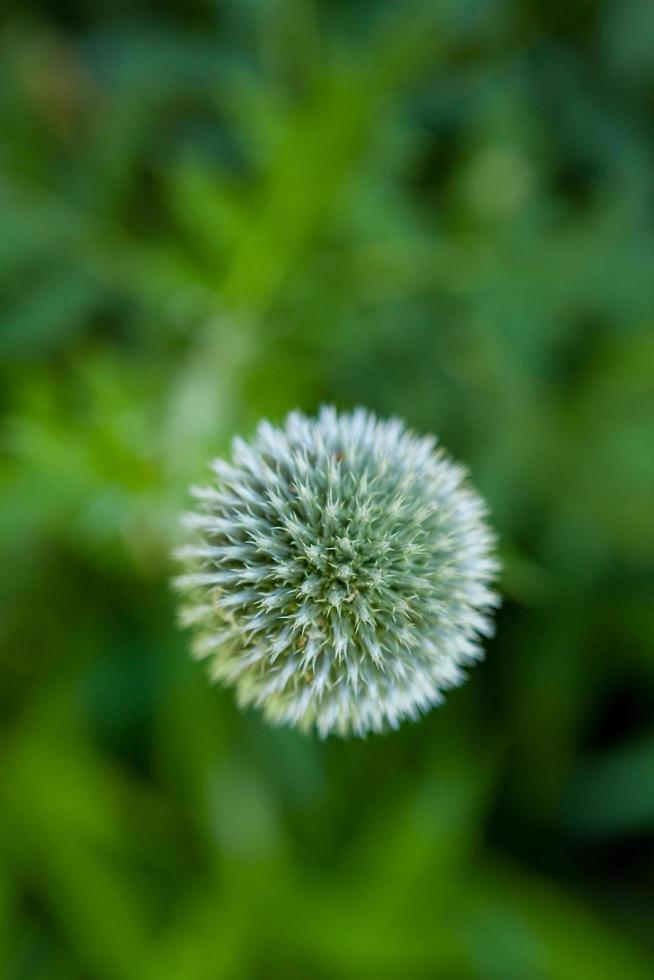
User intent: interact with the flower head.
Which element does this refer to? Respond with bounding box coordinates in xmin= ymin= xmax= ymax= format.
xmin=174 ymin=407 xmax=500 ymax=737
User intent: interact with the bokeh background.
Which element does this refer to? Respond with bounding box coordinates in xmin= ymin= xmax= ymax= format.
xmin=2 ymin=0 xmax=654 ymax=977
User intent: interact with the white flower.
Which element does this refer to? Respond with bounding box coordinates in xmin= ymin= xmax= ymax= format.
xmin=174 ymin=407 xmax=500 ymax=737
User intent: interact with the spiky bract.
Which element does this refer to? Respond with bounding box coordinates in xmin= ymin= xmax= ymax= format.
xmin=174 ymin=407 xmax=499 ymax=737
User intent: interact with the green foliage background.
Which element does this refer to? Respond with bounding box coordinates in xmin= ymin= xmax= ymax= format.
xmin=1 ymin=0 xmax=654 ymax=976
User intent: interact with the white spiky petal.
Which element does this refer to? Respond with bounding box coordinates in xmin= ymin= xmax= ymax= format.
xmin=174 ymin=407 xmax=500 ymax=737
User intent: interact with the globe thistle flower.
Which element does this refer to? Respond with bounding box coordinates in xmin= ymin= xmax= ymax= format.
xmin=174 ymin=407 xmax=500 ymax=737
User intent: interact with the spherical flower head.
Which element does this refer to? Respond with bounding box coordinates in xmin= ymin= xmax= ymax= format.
xmin=174 ymin=407 xmax=500 ymax=737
